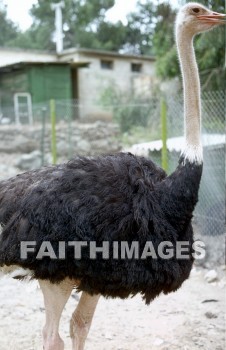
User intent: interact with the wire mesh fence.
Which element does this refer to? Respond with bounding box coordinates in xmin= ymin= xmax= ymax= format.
xmin=0 ymin=91 xmax=225 ymax=239
xmin=166 ymin=91 xmax=225 ymax=237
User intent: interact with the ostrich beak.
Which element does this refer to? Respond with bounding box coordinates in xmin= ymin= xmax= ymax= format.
xmin=197 ymin=12 xmax=226 ymax=25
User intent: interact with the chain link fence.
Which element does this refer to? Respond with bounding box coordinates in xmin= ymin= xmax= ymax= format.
xmin=0 ymin=91 xmax=225 ymax=241
xmin=165 ymin=91 xmax=225 ymax=237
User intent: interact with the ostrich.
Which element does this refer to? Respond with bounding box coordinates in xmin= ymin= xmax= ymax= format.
xmin=0 ymin=3 xmax=225 ymax=350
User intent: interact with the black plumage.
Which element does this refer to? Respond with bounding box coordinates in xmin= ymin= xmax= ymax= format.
xmin=0 ymin=152 xmax=202 ymax=304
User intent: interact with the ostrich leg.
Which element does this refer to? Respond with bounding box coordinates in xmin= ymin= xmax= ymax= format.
xmin=70 ymin=292 xmax=100 ymax=350
xmin=39 ymin=279 xmax=73 ymax=350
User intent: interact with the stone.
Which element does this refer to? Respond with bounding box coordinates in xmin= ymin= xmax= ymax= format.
xmin=77 ymin=140 xmax=91 ymax=153
xmin=0 ymin=117 xmax=11 ymax=125
xmin=91 ymin=139 xmax=110 ymax=150
xmin=153 ymin=338 xmax=164 ymax=346
xmin=0 ymin=134 xmax=38 ymax=154
xmin=57 ymin=140 xmax=69 ymax=157
xmin=15 ymin=150 xmax=42 ymax=171
xmin=218 ymin=278 xmax=226 ymax=289
xmin=0 ymin=164 xmax=18 ymax=180
xmin=205 ymin=312 xmax=218 ymax=319
xmin=204 ymin=270 xmax=218 ymax=283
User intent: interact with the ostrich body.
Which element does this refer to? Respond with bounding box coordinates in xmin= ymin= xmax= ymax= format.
xmin=0 ymin=3 xmax=225 ymax=350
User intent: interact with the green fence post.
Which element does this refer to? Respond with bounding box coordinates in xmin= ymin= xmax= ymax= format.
xmin=40 ymin=106 xmax=47 ymax=166
xmin=161 ymin=98 xmax=168 ymax=172
xmin=50 ymin=99 xmax=57 ymax=164
xmin=67 ymin=103 xmax=72 ymax=159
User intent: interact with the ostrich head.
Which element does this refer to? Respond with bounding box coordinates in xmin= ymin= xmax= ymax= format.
xmin=176 ymin=2 xmax=225 ymax=36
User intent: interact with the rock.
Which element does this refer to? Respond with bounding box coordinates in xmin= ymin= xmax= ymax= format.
xmin=204 ymin=269 xmax=218 ymax=283
xmin=0 ymin=117 xmax=11 ymax=125
xmin=77 ymin=140 xmax=91 ymax=153
xmin=201 ymin=299 xmax=219 ymax=303
xmin=0 ymin=164 xmax=18 ymax=180
xmin=15 ymin=150 xmax=42 ymax=170
xmin=0 ymin=135 xmax=38 ymax=154
xmin=205 ymin=312 xmax=218 ymax=319
xmin=104 ymin=333 xmax=114 ymax=340
xmin=153 ymin=338 xmax=164 ymax=346
xmin=71 ymin=135 xmax=82 ymax=144
xmin=218 ymin=278 xmax=226 ymax=289
xmin=0 ymin=121 xmax=121 ymax=159
xmin=190 ymin=267 xmax=201 ymax=276
xmin=57 ymin=140 xmax=69 ymax=156
xmin=91 ymin=139 xmax=110 ymax=150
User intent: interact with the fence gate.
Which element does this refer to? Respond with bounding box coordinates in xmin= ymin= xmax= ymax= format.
xmin=14 ymin=93 xmax=33 ymax=125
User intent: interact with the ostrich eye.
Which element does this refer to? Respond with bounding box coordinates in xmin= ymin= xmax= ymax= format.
xmin=192 ymin=8 xmax=200 ymax=13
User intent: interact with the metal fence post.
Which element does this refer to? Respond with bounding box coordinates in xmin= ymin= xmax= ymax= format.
xmin=50 ymin=99 xmax=57 ymax=164
xmin=41 ymin=106 xmax=47 ymax=166
xmin=67 ymin=102 xmax=72 ymax=159
xmin=161 ymin=98 xmax=168 ymax=172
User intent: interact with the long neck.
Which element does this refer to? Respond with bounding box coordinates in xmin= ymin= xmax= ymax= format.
xmin=176 ymin=28 xmax=203 ymax=164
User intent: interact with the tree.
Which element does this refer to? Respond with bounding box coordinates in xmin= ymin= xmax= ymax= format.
xmin=0 ymin=1 xmax=20 ymax=47
xmin=152 ymin=2 xmax=177 ymax=78
xmin=121 ymin=1 xmax=178 ymax=81
xmin=194 ymin=0 xmax=225 ymax=90
xmin=153 ymin=0 xmax=225 ymax=90
xmin=92 ymin=21 xmax=127 ymax=51
xmin=10 ymin=0 xmax=127 ymax=51
xmin=124 ymin=1 xmax=156 ymax=55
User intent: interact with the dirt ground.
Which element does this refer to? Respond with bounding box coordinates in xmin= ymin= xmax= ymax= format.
xmin=0 ymin=267 xmax=225 ymax=350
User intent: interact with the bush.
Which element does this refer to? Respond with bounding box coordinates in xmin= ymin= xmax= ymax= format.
xmin=100 ymin=85 xmax=157 ymax=133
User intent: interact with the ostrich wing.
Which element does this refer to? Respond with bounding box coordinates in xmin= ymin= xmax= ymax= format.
xmin=0 ymin=164 xmax=64 ymax=226
xmin=0 ymin=152 xmax=166 ymax=230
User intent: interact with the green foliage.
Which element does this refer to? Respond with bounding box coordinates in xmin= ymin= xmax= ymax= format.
xmin=192 ymin=0 xmax=225 ymax=90
xmin=114 ymin=103 xmax=151 ymax=133
xmin=154 ymin=0 xmax=225 ymax=90
xmin=123 ymin=1 xmax=177 ymax=57
xmin=121 ymin=125 xmax=160 ymax=147
xmin=0 ymin=2 xmax=20 ymax=46
xmin=156 ymin=46 xmax=178 ymax=79
xmin=152 ymin=2 xmax=179 ymax=78
xmin=100 ymin=85 xmax=161 ymax=137
xmin=94 ymin=21 xmax=127 ymax=51
xmin=10 ymin=0 xmax=126 ymax=51
xmin=8 ymin=26 xmax=55 ymax=50
xmin=152 ymin=2 xmax=176 ymax=57
xmin=125 ymin=1 xmax=156 ymax=54
xmin=101 ymin=85 xmax=153 ymax=133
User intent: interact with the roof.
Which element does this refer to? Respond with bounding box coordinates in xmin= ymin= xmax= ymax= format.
xmin=60 ymin=47 xmax=156 ymax=62
xmin=0 ymin=61 xmax=90 ymax=73
xmin=0 ymin=46 xmax=56 ymax=55
xmin=0 ymin=47 xmax=155 ymax=70
xmin=126 ymin=134 xmax=225 ymax=157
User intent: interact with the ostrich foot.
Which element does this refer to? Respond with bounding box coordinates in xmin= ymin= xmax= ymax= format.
xmin=43 ymin=330 xmax=64 ymax=350
xmin=39 ymin=279 xmax=73 ymax=350
xmin=70 ymin=313 xmax=89 ymax=350
xmin=70 ymin=292 xmax=100 ymax=350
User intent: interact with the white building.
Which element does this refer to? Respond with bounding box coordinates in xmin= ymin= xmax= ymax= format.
xmin=0 ymin=47 xmax=156 ymax=120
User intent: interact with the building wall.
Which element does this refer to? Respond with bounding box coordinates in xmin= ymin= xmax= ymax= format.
xmin=0 ymin=48 xmax=56 ymax=68
xmin=0 ymin=69 xmax=29 ymax=119
xmin=77 ymin=54 xmax=156 ymax=119
xmin=0 ymin=48 xmax=157 ymax=121
xmin=0 ymin=65 xmax=72 ymax=121
xmin=29 ymin=65 xmax=72 ymax=103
